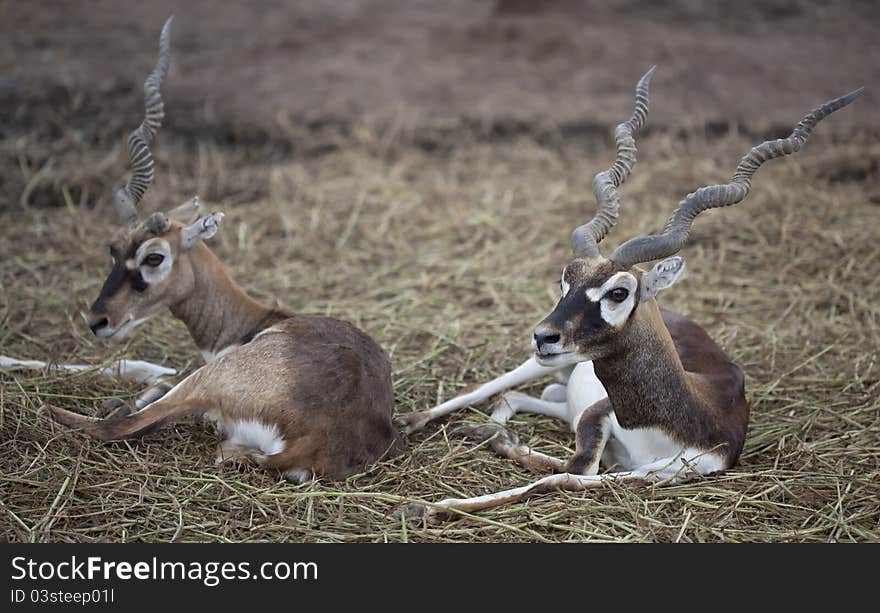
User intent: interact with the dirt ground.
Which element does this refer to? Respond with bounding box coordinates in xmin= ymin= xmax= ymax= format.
xmin=1 ymin=1 xmax=878 ymax=542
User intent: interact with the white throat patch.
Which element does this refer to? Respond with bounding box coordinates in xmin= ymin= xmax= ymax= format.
xmin=585 ymin=271 xmax=638 ymax=328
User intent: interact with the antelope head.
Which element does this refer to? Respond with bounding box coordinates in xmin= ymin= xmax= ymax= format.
xmin=532 ymin=67 xmax=862 ymax=365
xmin=88 ymin=17 xmax=226 ymax=339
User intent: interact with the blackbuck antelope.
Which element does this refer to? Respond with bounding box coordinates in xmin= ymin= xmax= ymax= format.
xmin=36 ymin=17 xmax=403 ymax=482
xmin=398 ymin=68 xmax=862 ymax=520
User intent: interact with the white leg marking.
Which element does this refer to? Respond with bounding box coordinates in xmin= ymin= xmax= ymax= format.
xmin=134 ymin=381 xmax=175 ymax=410
xmin=0 ymin=356 xmax=176 ymax=385
xmin=540 ymin=383 xmax=568 ymax=402
xmin=401 ymin=356 xmax=568 ymax=432
xmin=490 ymin=392 xmax=569 ymax=425
xmin=134 ymin=368 xmax=201 ymax=414
xmin=496 ymin=439 xmax=566 ymax=474
xmin=1 ymin=356 xmax=50 ymax=370
xmin=428 ymin=449 xmax=726 ymax=518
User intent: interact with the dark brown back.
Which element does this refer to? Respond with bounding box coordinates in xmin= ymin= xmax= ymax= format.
xmin=661 ymin=307 xmax=750 ymax=465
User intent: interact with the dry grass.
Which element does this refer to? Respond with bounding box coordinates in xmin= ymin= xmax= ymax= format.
xmin=1 ymin=100 xmax=878 ymax=541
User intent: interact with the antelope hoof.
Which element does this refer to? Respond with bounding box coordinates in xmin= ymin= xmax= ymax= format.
xmin=97 ymin=398 xmax=134 ymax=419
xmin=393 ymin=503 xmax=425 ymax=521
xmin=397 ymin=411 xmax=431 ymax=434
xmin=392 ymin=503 xmax=448 ymax=525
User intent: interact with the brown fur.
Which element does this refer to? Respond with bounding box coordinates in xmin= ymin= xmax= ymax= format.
xmin=589 ymin=303 xmax=748 ymax=465
xmin=165 ymin=240 xmax=290 ymax=353
xmin=93 ymin=221 xmax=288 ymax=352
xmin=55 ymin=215 xmax=402 ymax=480
xmin=566 ymin=398 xmax=613 ymax=474
xmin=545 ymin=258 xmax=750 ymax=469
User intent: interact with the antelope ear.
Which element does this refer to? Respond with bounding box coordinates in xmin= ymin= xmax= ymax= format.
xmin=181 ymin=212 xmax=224 ymax=250
xmin=168 ymin=196 xmax=201 ymax=224
xmin=641 ymin=256 xmax=685 ymax=300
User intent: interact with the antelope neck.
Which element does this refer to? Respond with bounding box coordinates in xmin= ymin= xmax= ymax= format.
xmin=592 ymin=301 xmax=694 ymax=433
xmin=169 ymin=244 xmax=287 ymax=355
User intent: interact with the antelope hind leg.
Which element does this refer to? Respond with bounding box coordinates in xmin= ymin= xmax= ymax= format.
xmin=451 ymin=422 xmax=566 ymax=474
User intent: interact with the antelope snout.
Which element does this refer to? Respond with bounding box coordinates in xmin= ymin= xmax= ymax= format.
xmin=88 ymin=313 xmax=110 ymax=336
xmin=532 ymin=324 xmax=562 ymax=354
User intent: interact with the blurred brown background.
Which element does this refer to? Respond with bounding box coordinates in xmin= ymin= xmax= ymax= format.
xmin=3 ymin=0 xmax=876 ymax=137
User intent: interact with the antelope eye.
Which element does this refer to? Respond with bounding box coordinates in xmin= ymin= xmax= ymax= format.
xmin=607 ymin=287 xmax=629 ymax=303
xmin=142 ymin=253 xmax=165 ymax=268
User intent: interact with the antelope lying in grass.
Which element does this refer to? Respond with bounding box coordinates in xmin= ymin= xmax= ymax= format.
xmin=399 ymin=68 xmax=862 ymax=519
xmin=34 ymin=17 xmax=403 ymax=482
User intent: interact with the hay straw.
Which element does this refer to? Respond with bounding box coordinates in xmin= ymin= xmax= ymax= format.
xmin=1 ymin=98 xmax=878 ymax=542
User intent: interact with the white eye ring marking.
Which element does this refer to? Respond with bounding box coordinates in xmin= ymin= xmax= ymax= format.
xmin=585 ymin=272 xmax=638 ymax=328
xmin=561 ymin=271 xmax=570 ymax=297
xmin=134 ymin=238 xmax=173 ymax=284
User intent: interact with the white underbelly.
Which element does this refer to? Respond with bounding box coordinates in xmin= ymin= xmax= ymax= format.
xmin=565 ymin=361 xmax=608 ymax=431
xmin=561 ymin=363 xmax=726 ymax=475
xmin=603 ymin=412 xmax=683 ymax=471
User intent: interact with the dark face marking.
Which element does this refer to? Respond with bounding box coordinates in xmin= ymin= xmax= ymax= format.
xmin=537 ymin=257 xmax=636 ymax=357
xmin=90 ymin=261 xmax=128 ymax=314
xmin=87 ymin=214 xmax=185 ymax=337
xmin=130 ymin=270 xmax=147 ymax=292
xmin=91 ymin=239 xmax=150 ymax=315
xmin=544 ymin=289 xmax=588 ymax=331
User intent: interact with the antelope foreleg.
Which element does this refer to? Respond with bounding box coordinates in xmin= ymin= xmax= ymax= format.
xmin=404 ymin=453 xmax=716 ymax=522
xmin=398 ymin=357 xmax=567 ymax=433
xmin=1 ymin=355 xmax=176 ymax=385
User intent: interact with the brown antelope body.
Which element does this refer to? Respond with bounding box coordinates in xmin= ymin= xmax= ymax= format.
xmin=44 ymin=17 xmax=402 ymax=482
xmin=398 ymin=68 xmax=861 ymax=519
